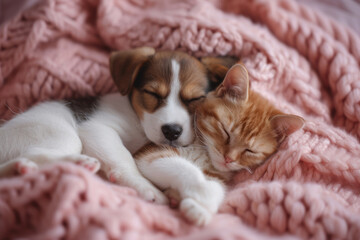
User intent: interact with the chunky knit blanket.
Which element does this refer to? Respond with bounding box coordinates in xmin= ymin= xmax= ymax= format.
xmin=1 ymin=0 xmax=360 ymax=239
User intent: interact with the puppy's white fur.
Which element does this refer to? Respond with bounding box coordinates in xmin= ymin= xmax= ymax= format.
xmin=0 ymin=59 xmax=194 ymax=205
xmin=0 ymin=102 xmax=100 ymax=174
xmin=78 ymin=94 xmax=167 ymax=203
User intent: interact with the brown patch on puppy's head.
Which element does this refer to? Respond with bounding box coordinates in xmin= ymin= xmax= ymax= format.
xmin=110 ymin=47 xmax=155 ymax=95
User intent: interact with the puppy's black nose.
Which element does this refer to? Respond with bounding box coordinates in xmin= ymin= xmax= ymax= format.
xmin=161 ymin=124 xmax=183 ymax=141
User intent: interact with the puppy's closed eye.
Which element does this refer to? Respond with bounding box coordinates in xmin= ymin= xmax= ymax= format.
xmin=182 ymin=95 xmax=206 ymax=105
xmin=143 ymin=89 xmax=162 ymax=99
xmin=141 ymin=89 xmax=164 ymax=112
xmin=188 ymin=96 xmax=205 ymax=102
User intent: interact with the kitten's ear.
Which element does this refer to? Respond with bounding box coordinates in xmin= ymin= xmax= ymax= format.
xmin=270 ymin=114 xmax=305 ymax=142
xmin=200 ymin=56 xmax=238 ymax=89
xmin=110 ymin=47 xmax=155 ymax=95
xmin=216 ymin=64 xmax=249 ymax=101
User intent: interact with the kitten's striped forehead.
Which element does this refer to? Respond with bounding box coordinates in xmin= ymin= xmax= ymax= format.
xmin=235 ymin=107 xmax=273 ymax=139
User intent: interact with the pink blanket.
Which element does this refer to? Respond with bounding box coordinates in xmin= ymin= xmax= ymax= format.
xmin=1 ymin=0 xmax=360 ymax=239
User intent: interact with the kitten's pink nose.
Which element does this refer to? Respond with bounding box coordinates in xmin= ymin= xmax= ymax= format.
xmin=224 ymin=156 xmax=234 ymax=164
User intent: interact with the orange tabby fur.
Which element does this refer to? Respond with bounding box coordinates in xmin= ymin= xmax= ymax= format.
xmin=196 ymin=90 xmax=283 ymax=172
xmin=197 ymin=64 xmax=303 ymax=173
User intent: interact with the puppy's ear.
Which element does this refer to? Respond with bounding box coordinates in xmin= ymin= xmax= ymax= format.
xmin=200 ymin=56 xmax=238 ymax=89
xmin=110 ymin=47 xmax=155 ymax=95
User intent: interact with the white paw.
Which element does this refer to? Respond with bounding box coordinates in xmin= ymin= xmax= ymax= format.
xmin=15 ymin=158 xmax=39 ymax=175
xmin=107 ymin=171 xmax=168 ymax=205
xmin=180 ymin=198 xmax=212 ymax=226
xmin=164 ymin=188 xmax=181 ymax=208
xmin=74 ymin=155 xmax=101 ymax=173
xmin=139 ymin=186 xmax=169 ymax=205
xmin=183 ymin=180 xmax=225 ymax=214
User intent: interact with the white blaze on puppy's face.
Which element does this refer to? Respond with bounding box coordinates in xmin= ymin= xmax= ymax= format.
xmin=142 ymin=60 xmax=193 ymax=146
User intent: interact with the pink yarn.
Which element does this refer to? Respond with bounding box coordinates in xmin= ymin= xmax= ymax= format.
xmin=0 ymin=0 xmax=360 ymax=239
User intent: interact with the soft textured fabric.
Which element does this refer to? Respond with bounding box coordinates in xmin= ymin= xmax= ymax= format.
xmin=0 ymin=0 xmax=360 ymax=239
xmin=297 ymin=0 xmax=360 ymax=35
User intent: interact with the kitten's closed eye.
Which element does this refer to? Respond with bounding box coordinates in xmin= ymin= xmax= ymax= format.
xmin=245 ymin=149 xmax=255 ymax=154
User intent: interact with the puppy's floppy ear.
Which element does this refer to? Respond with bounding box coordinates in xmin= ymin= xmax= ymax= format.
xmin=110 ymin=47 xmax=155 ymax=95
xmin=200 ymin=56 xmax=238 ymax=89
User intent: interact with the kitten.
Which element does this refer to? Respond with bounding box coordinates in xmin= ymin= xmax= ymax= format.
xmin=135 ymin=64 xmax=304 ymax=226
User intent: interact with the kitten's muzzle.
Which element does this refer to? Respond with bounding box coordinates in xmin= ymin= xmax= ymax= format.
xmin=224 ymin=156 xmax=234 ymax=164
xmin=161 ymin=124 xmax=183 ymax=141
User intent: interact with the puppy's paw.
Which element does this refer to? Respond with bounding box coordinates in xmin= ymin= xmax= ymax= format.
xmin=137 ymin=184 xmax=169 ymax=205
xmin=164 ymin=188 xmax=181 ymax=208
xmin=184 ymin=180 xmax=225 ymax=214
xmin=74 ymin=155 xmax=101 ymax=173
xmin=180 ymin=198 xmax=212 ymax=226
xmin=107 ymin=171 xmax=168 ymax=205
xmin=15 ymin=159 xmax=39 ymax=175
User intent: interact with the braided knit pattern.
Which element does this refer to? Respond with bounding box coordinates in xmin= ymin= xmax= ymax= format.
xmin=0 ymin=0 xmax=360 ymax=239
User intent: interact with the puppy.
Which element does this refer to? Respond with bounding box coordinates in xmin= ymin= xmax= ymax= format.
xmin=0 ymin=47 xmax=234 ymax=203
